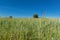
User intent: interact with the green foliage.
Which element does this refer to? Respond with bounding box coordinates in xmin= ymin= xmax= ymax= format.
xmin=9 ymin=16 xmax=13 ymax=18
xmin=33 ymin=14 xmax=39 ymax=18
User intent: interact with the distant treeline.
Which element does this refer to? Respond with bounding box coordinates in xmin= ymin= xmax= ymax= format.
xmin=0 ymin=14 xmax=39 ymax=18
xmin=9 ymin=14 xmax=39 ymax=18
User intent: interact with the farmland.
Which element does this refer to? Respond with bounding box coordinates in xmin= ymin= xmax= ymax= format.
xmin=0 ymin=18 xmax=60 ymax=40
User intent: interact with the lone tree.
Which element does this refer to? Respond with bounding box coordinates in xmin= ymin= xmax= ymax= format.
xmin=9 ymin=16 xmax=13 ymax=18
xmin=33 ymin=14 xmax=39 ymax=18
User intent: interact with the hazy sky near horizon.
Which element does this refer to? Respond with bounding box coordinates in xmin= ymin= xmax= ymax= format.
xmin=0 ymin=0 xmax=60 ymax=18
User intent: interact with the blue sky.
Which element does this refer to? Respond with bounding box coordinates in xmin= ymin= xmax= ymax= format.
xmin=0 ymin=0 xmax=60 ymax=18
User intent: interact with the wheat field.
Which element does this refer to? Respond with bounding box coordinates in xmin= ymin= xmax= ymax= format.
xmin=0 ymin=18 xmax=60 ymax=40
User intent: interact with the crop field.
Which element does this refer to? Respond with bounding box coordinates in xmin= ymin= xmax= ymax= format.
xmin=0 ymin=18 xmax=60 ymax=40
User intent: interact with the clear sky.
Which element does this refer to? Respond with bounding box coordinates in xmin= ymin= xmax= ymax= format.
xmin=0 ymin=0 xmax=60 ymax=18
